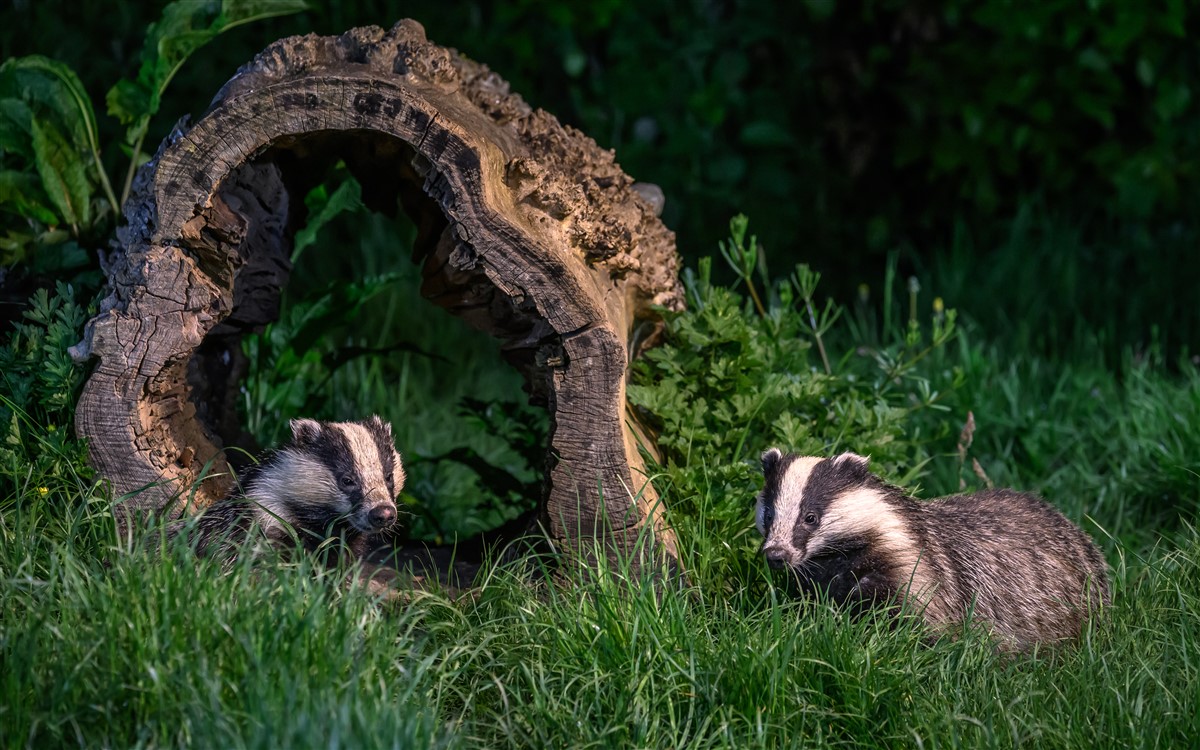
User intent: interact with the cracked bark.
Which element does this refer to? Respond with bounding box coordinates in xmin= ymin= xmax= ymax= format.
xmin=72 ymin=19 xmax=685 ymax=575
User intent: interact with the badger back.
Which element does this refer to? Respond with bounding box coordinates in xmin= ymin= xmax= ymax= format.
xmin=921 ymin=488 xmax=1111 ymax=646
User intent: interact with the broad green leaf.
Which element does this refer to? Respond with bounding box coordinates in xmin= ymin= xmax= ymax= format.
xmin=0 ymin=170 xmax=59 ymax=225
xmin=31 ymin=119 xmax=91 ymax=229
xmin=0 ymin=56 xmax=100 ymax=161
xmin=217 ymin=0 xmax=310 ymax=29
xmin=0 ymin=57 xmax=115 ymax=217
xmin=1073 ymin=92 xmax=1115 ymax=130
xmin=105 ymin=80 xmax=152 ymax=129
xmin=739 ymin=120 xmax=795 ymax=149
xmin=0 ymin=228 xmax=37 ymax=265
xmin=292 ymin=178 xmax=364 ymax=262
xmin=107 ymin=0 xmax=307 ymax=141
xmin=29 ymin=239 xmax=90 ymax=275
xmin=0 ymin=98 xmax=34 ymax=158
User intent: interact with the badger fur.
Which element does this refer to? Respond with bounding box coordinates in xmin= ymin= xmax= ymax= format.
xmin=755 ymin=449 xmax=1110 ymax=650
xmin=183 ymin=415 xmax=405 ymax=565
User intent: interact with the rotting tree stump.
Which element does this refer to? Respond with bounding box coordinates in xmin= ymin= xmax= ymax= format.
xmin=70 ymin=19 xmax=684 ymax=577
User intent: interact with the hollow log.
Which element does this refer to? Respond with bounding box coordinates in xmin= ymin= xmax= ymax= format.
xmin=71 ymin=20 xmax=684 ymax=573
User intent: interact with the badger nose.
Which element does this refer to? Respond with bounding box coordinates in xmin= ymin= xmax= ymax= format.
xmin=367 ymin=503 xmax=397 ymax=530
xmin=764 ymin=548 xmax=789 ymax=569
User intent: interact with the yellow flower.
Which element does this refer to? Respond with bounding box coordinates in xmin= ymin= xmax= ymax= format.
xmin=933 ymin=297 xmax=945 ymax=314
xmin=37 ymin=486 xmax=49 ymax=496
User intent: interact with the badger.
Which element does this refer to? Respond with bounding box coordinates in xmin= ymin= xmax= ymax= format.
xmin=181 ymin=416 xmax=405 ymax=566
xmin=755 ymin=449 xmax=1110 ymax=650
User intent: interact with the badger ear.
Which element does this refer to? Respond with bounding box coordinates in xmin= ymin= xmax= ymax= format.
xmin=834 ymin=452 xmax=870 ymax=477
xmin=289 ymin=418 xmax=323 ymax=446
xmin=761 ymin=447 xmax=783 ymax=476
xmin=368 ymin=414 xmax=393 ymax=439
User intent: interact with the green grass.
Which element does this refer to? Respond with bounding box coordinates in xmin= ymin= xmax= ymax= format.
xmin=1 ymin=486 xmax=454 ymax=748
xmin=3 ymin=208 xmax=1200 ymax=747
xmin=2 ymin=474 xmax=1198 ymax=748
xmin=919 ymin=334 xmax=1200 ymax=553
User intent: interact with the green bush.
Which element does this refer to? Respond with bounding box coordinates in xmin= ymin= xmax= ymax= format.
xmin=0 ymin=1 xmax=306 ymax=320
xmin=629 ymin=217 xmax=958 ymax=588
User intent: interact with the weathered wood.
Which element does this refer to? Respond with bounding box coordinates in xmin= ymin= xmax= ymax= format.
xmin=72 ymin=20 xmax=684 ymax=572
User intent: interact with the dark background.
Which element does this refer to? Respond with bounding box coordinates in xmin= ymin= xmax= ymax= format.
xmin=4 ymin=0 xmax=1197 ymax=356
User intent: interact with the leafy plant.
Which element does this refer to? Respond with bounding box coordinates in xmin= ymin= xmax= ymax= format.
xmin=716 ymin=213 xmax=768 ymax=318
xmin=629 ymin=216 xmax=958 ymax=587
xmin=240 ymin=271 xmax=420 ymax=445
xmin=106 ymin=0 xmax=308 ymax=206
xmin=0 ymin=0 xmax=305 ymax=274
xmin=411 ymin=398 xmax=544 ymax=541
xmin=0 ymin=282 xmax=94 ymax=498
xmin=0 ymin=56 xmax=113 ymax=259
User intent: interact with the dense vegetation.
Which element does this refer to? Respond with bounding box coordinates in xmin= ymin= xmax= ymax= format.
xmin=5 ymin=0 xmax=1200 ymax=354
xmin=2 ymin=1 xmax=1198 ymax=748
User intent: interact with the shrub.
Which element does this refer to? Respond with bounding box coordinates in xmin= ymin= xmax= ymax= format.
xmin=629 ymin=217 xmax=958 ymax=587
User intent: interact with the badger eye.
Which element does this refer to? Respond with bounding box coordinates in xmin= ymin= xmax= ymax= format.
xmin=804 ymin=512 xmax=818 ymax=525
xmin=339 ymin=475 xmax=357 ymax=489
xmin=763 ymin=506 xmax=775 ymax=527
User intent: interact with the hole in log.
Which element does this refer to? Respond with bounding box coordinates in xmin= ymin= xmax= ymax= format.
xmin=181 ymin=137 xmax=553 ymax=584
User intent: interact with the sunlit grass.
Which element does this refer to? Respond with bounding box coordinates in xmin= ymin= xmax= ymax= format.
xmin=3 ymin=207 xmax=1199 ymax=747
xmin=917 ymin=331 xmax=1200 ymax=553
xmin=3 ymin=469 xmax=1199 ymax=748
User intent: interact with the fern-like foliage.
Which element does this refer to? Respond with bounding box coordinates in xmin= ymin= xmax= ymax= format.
xmin=0 ymin=282 xmax=94 ymax=498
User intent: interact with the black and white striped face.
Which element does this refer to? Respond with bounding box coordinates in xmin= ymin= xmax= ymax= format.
xmin=755 ymin=448 xmax=877 ymax=570
xmin=249 ymin=415 xmax=405 ymax=535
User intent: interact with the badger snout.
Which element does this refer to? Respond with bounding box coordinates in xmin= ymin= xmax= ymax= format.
xmin=762 ymin=541 xmax=798 ymax=570
xmin=352 ymin=487 xmax=398 ymax=533
xmin=765 ymin=548 xmax=789 ymax=569
xmin=366 ymin=502 xmax=397 ymax=531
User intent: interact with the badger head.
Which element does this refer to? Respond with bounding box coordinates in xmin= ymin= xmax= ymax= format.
xmin=755 ymin=448 xmax=875 ymax=571
xmin=248 ymin=415 xmax=406 ymax=537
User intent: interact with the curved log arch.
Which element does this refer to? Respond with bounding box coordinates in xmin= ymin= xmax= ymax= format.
xmin=72 ymin=20 xmax=684 ymax=571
